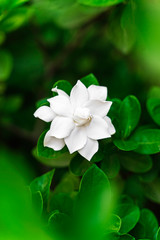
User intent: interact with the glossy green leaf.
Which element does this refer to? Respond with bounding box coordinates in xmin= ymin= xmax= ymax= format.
xmin=30 ymin=169 xmax=54 ymax=209
xmin=36 ymin=130 xmax=76 ymax=167
xmin=80 ymin=73 xmax=99 ymax=87
xmin=36 ymin=97 xmax=49 ymax=108
xmin=131 ymin=128 xmax=160 ymax=154
xmin=139 ymin=209 xmax=158 ymax=240
xmin=107 ymin=214 xmax=121 ymax=233
xmin=147 ymin=98 xmax=160 ymax=126
xmin=75 ymin=165 xmax=111 ymax=239
xmin=78 ymin=0 xmax=124 ymax=7
xmin=113 ymin=139 xmax=138 ymax=151
xmin=0 ymin=50 xmax=13 ymax=81
xmin=119 ymin=95 xmax=141 ymax=138
xmin=106 ymin=232 xmax=135 ymax=240
xmin=116 ymin=203 xmax=140 ymax=234
xmin=52 ymin=80 xmax=72 ymax=96
xmin=119 ymin=152 xmax=152 ymax=173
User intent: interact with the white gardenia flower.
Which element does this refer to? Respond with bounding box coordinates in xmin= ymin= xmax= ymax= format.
xmin=34 ymin=80 xmax=116 ymax=161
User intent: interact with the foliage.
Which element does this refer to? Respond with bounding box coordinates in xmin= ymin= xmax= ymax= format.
xmin=1 ymin=0 xmax=160 ymax=239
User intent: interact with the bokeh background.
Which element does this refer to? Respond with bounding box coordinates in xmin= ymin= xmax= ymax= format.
xmin=1 ymin=0 xmax=160 ymax=239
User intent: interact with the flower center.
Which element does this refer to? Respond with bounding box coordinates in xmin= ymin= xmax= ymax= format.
xmin=73 ymin=107 xmax=92 ymax=126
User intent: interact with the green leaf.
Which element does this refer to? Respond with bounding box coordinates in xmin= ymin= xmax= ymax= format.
xmin=101 ymin=153 xmax=120 ymax=178
xmin=36 ymin=130 xmax=76 ymax=167
xmin=119 ymin=152 xmax=152 ymax=173
xmin=106 ymin=232 xmax=135 ymax=240
xmin=80 ymin=73 xmax=99 ymax=87
xmin=147 ymin=98 xmax=160 ymax=126
xmin=36 ymin=97 xmax=49 ymax=108
xmin=0 ymin=50 xmax=13 ymax=81
xmin=116 ymin=203 xmax=140 ymax=234
xmin=69 ymin=155 xmax=92 ymax=176
xmin=32 ymin=191 xmax=43 ymax=215
xmin=107 ymin=214 xmax=121 ymax=233
xmin=49 ymin=193 xmax=73 ymax=215
xmin=78 ymin=0 xmax=124 ymax=7
xmin=142 ymin=178 xmax=160 ymax=204
xmin=131 ymin=128 xmax=160 ymax=154
xmin=119 ymin=95 xmax=141 ymax=138
xmin=139 ymin=209 xmax=158 ymax=240
xmin=113 ymin=139 xmax=138 ymax=151
xmin=52 ymin=80 xmax=72 ymax=95
xmin=30 ymin=169 xmax=55 ymax=209
xmin=75 ymin=165 xmax=111 ymax=239
xmin=156 ymin=228 xmax=160 ymax=240
xmin=0 ymin=7 xmax=32 ymax=32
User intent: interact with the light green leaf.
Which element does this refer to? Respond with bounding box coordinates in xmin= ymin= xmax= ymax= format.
xmin=78 ymin=0 xmax=124 ymax=7
xmin=0 ymin=50 xmax=13 ymax=81
xmin=107 ymin=214 xmax=121 ymax=233
xmin=0 ymin=7 xmax=32 ymax=32
xmin=156 ymin=228 xmax=160 ymax=240
xmin=75 ymin=165 xmax=111 ymax=239
xmin=116 ymin=203 xmax=140 ymax=234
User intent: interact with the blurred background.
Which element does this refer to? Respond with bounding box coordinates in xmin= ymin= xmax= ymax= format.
xmin=0 ymin=0 xmax=160 ymax=238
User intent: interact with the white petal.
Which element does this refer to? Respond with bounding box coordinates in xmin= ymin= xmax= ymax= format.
xmin=34 ymin=106 xmax=55 ymax=122
xmin=87 ymin=116 xmax=111 ymax=140
xmin=50 ymin=116 xmax=74 ymax=139
xmin=48 ymin=96 xmax=73 ymax=117
xmin=70 ymin=80 xmax=89 ymax=110
xmin=104 ymin=116 xmax=116 ymax=135
xmin=65 ymin=126 xmax=87 ymax=154
xmin=84 ymin=100 xmax=112 ymax=117
xmin=78 ymin=138 xmax=99 ymax=161
xmin=51 ymin=87 xmax=69 ymax=98
xmin=44 ymin=130 xmax=65 ymax=151
xmin=88 ymin=85 xmax=107 ymax=101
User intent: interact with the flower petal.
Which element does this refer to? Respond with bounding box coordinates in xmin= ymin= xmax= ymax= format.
xmin=104 ymin=116 xmax=116 ymax=135
xmin=34 ymin=106 xmax=55 ymax=122
xmin=50 ymin=116 xmax=74 ymax=139
xmin=65 ymin=126 xmax=87 ymax=154
xmin=48 ymin=96 xmax=73 ymax=117
xmin=51 ymin=87 xmax=69 ymax=98
xmin=70 ymin=80 xmax=88 ymax=110
xmin=78 ymin=138 xmax=99 ymax=161
xmin=87 ymin=116 xmax=111 ymax=140
xmin=44 ymin=130 xmax=65 ymax=151
xmin=84 ymin=100 xmax=112 ymax=117
xmin=88 ymin=85 xmax=107 ymax=101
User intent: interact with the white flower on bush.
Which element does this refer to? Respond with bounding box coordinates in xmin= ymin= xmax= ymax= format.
xmin=34 ymin=80 xmax=115 ymax=161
